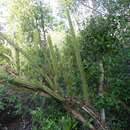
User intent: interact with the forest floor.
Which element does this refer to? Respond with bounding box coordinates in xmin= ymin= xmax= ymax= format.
xmin=0 ymin=109 xmax=32 ymax=130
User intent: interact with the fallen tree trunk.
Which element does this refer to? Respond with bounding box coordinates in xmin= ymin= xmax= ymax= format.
xmin=0 ymin=71 xmax=107 ymax=130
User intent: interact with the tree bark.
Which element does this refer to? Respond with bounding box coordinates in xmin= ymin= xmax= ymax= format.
xmin=99 ymin=61 xmax=106 ymax=127
xmin=91 ymin=0 xmax=98 ymax=16
xmin=15 ymin=48 xmax=20 ymax=75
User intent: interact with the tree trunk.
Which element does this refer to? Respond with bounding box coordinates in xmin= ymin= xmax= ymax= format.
xmin=40 ymin=1 xmax=47 ymax=47
xmin=0 ymin=72 xmax=108 ymax=130
xmin=13 ymin=34 xmax=20 ymax=75
xmin=91 ymin=0 xmax=98 ymax=16
xmin=99 ymin=61 xmax=106 ymax=127
xmin=15 ymin=49 xmax=20 ymax=75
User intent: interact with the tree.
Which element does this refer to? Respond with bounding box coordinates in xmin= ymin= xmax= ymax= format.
xmin=80 ymin=11 xmax=130 ymax=128
xmin=8 ymin=0 xmax=53 ymax=48
xmin=0 ymin=7 xmax=107 ymax=129
xmin=0 ymin=0 xmax=130 ymax=129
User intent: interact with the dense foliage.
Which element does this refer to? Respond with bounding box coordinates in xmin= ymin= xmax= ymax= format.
xmin=0 ymin=0 xmax=130 ymax=130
